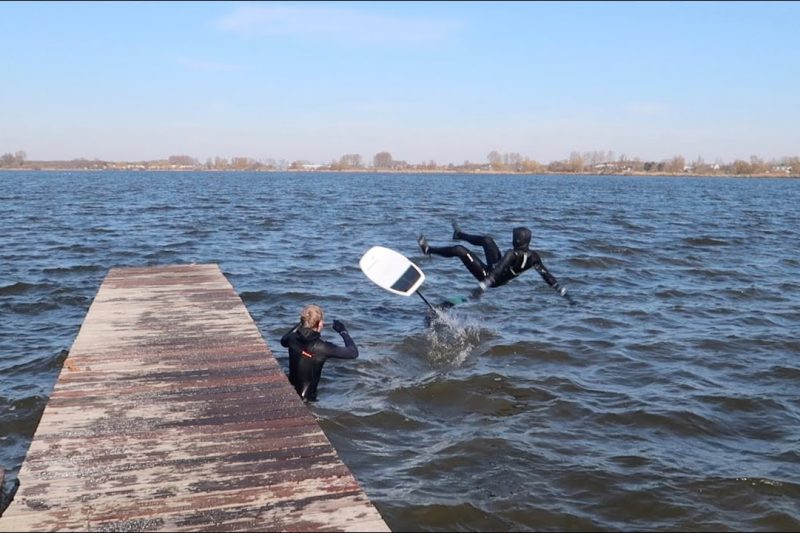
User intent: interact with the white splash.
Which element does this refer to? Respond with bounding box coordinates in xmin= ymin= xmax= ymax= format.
xmin=424 ymin=308 xmax=482 ymax=368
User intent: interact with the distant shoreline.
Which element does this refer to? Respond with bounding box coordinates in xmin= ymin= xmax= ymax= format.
xmin=0 ymin=167 xmax=797 ymax=179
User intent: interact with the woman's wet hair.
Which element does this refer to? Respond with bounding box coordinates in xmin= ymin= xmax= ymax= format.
xmin=301 ymin=304 xmax=324 ymax=329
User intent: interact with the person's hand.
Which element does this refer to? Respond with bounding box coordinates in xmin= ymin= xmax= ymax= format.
xmin=332 ymin=319 xmax=347 ymax=333
xmin=552 ymin=283 xmax=567 ymax=297
xmin=554 ymin=284 xmax=576 ymax=306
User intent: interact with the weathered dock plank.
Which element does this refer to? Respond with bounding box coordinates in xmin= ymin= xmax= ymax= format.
xmin=0 ymin=264 xmax=389 ymax=532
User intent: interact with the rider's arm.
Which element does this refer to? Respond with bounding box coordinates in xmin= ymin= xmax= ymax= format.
xmin=532 ymin=254 xmax=559 ymax=288
xmin=313 ymin=332 xmax=359 ymax=360
xmin=533 ymin=254 xmax=574 ymax=304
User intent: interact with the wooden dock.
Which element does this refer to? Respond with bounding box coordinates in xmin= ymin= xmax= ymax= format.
xmin=0 ymin=264 xmax=389 ymax=532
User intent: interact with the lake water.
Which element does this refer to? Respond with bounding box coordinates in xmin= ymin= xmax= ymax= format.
xmin=1 ymin=171 xmax=799 ymax=531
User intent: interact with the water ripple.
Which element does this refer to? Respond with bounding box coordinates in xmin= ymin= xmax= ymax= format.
xmin=1 ymin=171 xmax=799 ymax=531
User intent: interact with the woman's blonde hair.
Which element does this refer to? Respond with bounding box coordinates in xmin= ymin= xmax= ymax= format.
xmin=300 ymin=304 xmax=324 ymax=329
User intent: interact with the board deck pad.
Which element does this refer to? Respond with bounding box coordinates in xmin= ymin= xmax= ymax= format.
xmin=360 ymin=246 xmax=425 ymax=296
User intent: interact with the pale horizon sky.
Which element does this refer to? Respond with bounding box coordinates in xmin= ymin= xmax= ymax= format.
xmin=2 ymin=1 xmax=799 ymax=165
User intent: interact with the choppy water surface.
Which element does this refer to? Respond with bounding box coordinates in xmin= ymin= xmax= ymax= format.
xmin=1 ymin=171 xmax=799 ymax=531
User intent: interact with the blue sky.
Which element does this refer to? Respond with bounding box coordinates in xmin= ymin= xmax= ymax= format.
xmin=1 ymin=1 xmax=798 ymax=165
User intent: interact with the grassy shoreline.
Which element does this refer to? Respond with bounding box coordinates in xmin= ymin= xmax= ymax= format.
xmin=0 ymin=167 xmax=797 ymax=179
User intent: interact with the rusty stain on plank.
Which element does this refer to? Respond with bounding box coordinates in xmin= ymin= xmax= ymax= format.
xmin=0 ymin=264 xmax=390 ymax=532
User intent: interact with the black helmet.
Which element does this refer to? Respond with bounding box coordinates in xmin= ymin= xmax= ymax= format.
xmin=512 ymin=227 xmax=531 ymax=251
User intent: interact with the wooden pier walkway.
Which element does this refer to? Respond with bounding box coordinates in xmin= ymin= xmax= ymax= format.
xmin=0 ymin=264 xmax=389 ymax=532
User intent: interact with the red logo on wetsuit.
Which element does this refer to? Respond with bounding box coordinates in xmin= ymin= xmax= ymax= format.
xmin=301 ymin=350 xmax=314 ymax=358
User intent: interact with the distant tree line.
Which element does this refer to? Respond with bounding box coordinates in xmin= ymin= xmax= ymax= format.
xmin=2 ymin=148 xmax=798 ymax=176
xmin=1 ymin=151 xmax=26 ymax=167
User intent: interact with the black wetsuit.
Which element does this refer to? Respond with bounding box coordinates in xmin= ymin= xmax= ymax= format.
xmin=280 ymin=324 xmax=358 ymax=402
xmin=426 ymin=226 xmax=561 ymax=290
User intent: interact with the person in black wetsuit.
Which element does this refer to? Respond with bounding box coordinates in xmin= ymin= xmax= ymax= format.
xmin=280 ymin=304 xmax=358 ymax=402
xmin=417 ymin=223 xmax=575 ymax=304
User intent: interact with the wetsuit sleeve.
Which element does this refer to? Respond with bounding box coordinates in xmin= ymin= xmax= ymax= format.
xmin=280 ymin=322 xmax=301 ymax=347
xmin=484 ymin=250 xmax=516 ymax=287
xmin=313 ymin=332 xmax=359 ymax=360
xmin=534 ymin=254 xmax=574 ymax=303
xmin=532 ymin=256 xmax=559 ymax=288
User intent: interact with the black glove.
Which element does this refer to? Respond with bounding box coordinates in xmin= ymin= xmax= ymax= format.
xmin=553 ymin=284 xmax=576 ymax=306
xmin=332 ymin=319 xmax=347 ymax=333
